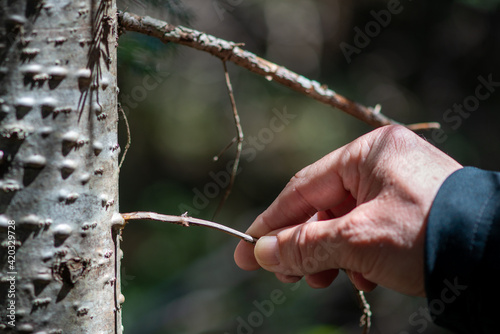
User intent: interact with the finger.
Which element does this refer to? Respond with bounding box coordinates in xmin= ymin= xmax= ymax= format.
xmin=345 ymin=270 xmax=378 ymax=292
xmin=253 ymin=221 xmax=347 ymax=276
xmin=234 ymin=224 xmax=300 ymax=270
xmin=246 ymin=149 xmax=351 ymax=239
xmin=234 ymin=240 xmax=259 ymax=270
xmin=317 ymin=193 xmax=357 ymax=220
xmin=235 ymin=195 xmax=355 ymax=271
xmin=275 ymin=273 xmax=302 ymax=284
xmin=305 ymin=269 xmax=339 ymax=289
xmin=253 ymin=205 xmax=383 ymax=278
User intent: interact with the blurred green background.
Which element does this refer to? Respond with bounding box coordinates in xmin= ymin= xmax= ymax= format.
xmin=115 ymin=0 xmax=500 ymax=333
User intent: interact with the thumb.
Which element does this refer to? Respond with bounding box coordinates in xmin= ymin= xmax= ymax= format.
xmin=254 ymin=220 xmax=345 ymax=276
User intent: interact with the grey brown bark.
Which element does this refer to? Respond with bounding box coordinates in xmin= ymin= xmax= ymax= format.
xmin=0 ymin=0 xmax=122 ymax=333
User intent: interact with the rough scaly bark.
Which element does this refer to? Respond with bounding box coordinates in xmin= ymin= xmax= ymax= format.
xmin=0 ymin=0 xmax=122 ymax=332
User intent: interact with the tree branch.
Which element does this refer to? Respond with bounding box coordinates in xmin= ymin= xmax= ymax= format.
xmin=117 ymin=11 xmax=439 ymax=130
xmin=121 ymin=212 xmax=258 ymax=244
xmin=118 ymin=102 xmax=131 ymax=170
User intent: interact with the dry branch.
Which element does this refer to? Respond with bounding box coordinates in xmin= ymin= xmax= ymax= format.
xmin=117 ymin=11 xmax=439 ymax=130
xmin=118 ymin=102 xmax=131 ymax=170
xmin=121 ymin=212 xmax=258 ymax=244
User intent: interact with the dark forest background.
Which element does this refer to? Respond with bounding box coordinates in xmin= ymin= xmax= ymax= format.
xmin=116 ymin=0 xmax=500 ymax=333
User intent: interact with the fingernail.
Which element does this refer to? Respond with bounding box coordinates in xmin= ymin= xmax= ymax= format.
xmin=255 ymin=236 xmax=280 ymax=267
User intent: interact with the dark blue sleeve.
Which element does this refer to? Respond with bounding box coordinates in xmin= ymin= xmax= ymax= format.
xmin=425 ymin=167 xmax=500 ymax=333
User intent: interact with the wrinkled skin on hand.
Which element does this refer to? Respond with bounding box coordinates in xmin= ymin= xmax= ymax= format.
xmin=234 ymin=125 xmax=462 ymax=297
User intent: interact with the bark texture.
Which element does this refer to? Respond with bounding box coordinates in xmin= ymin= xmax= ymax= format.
xmin=0 ymin=0 xmax=122 ymax=333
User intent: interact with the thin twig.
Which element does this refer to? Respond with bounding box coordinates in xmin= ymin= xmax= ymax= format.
xmin=213 ymin=136 xmax=237 ymax=162
xmin=118 ymin=103 xmax=131 ymax=169
xmin=121 ymin=212 xmax=258 ymax=244
xmin=405 ymin=122 xmax=441 ymax=131
xmin=343 ymin=269 xmax=372 ymax=334
xmin=358 ymin=290 xmax=372 ymax=334
xmin=213 ymin=61 xmax=244 ymax=219
xmin=117 ymin=11 xmax=439 ymax=130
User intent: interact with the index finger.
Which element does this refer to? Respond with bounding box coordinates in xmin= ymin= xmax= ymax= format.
xmin=247 ymin=149 xmax=351 ymax=238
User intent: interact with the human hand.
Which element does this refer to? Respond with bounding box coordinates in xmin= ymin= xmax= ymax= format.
xmin=234 ymin=125 xmax=462 ymax=296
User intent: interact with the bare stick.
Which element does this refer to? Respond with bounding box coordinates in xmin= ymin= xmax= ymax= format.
xmin=213 ymin=136 xmax=237 ymax=162
xmin=118 ymin=103 xmax=131 ymax=170
xmin=405 ymin=122 xmax=441 ymax=131
xmin=213 ymin=61 xmax=244 ymax=219
xmin=117 ymin=11 xmax=439 ymax=130
xmin=343 ymin=269 xmax=372 ymax=334
xmin=358 ymin=290 xmax=372 ymax=334
xmin=121 ymin=212 xmax=258 ymax=244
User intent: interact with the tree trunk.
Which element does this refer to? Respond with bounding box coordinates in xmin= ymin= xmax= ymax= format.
xmin=0 ymin=0 xmax=122 ymax=332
